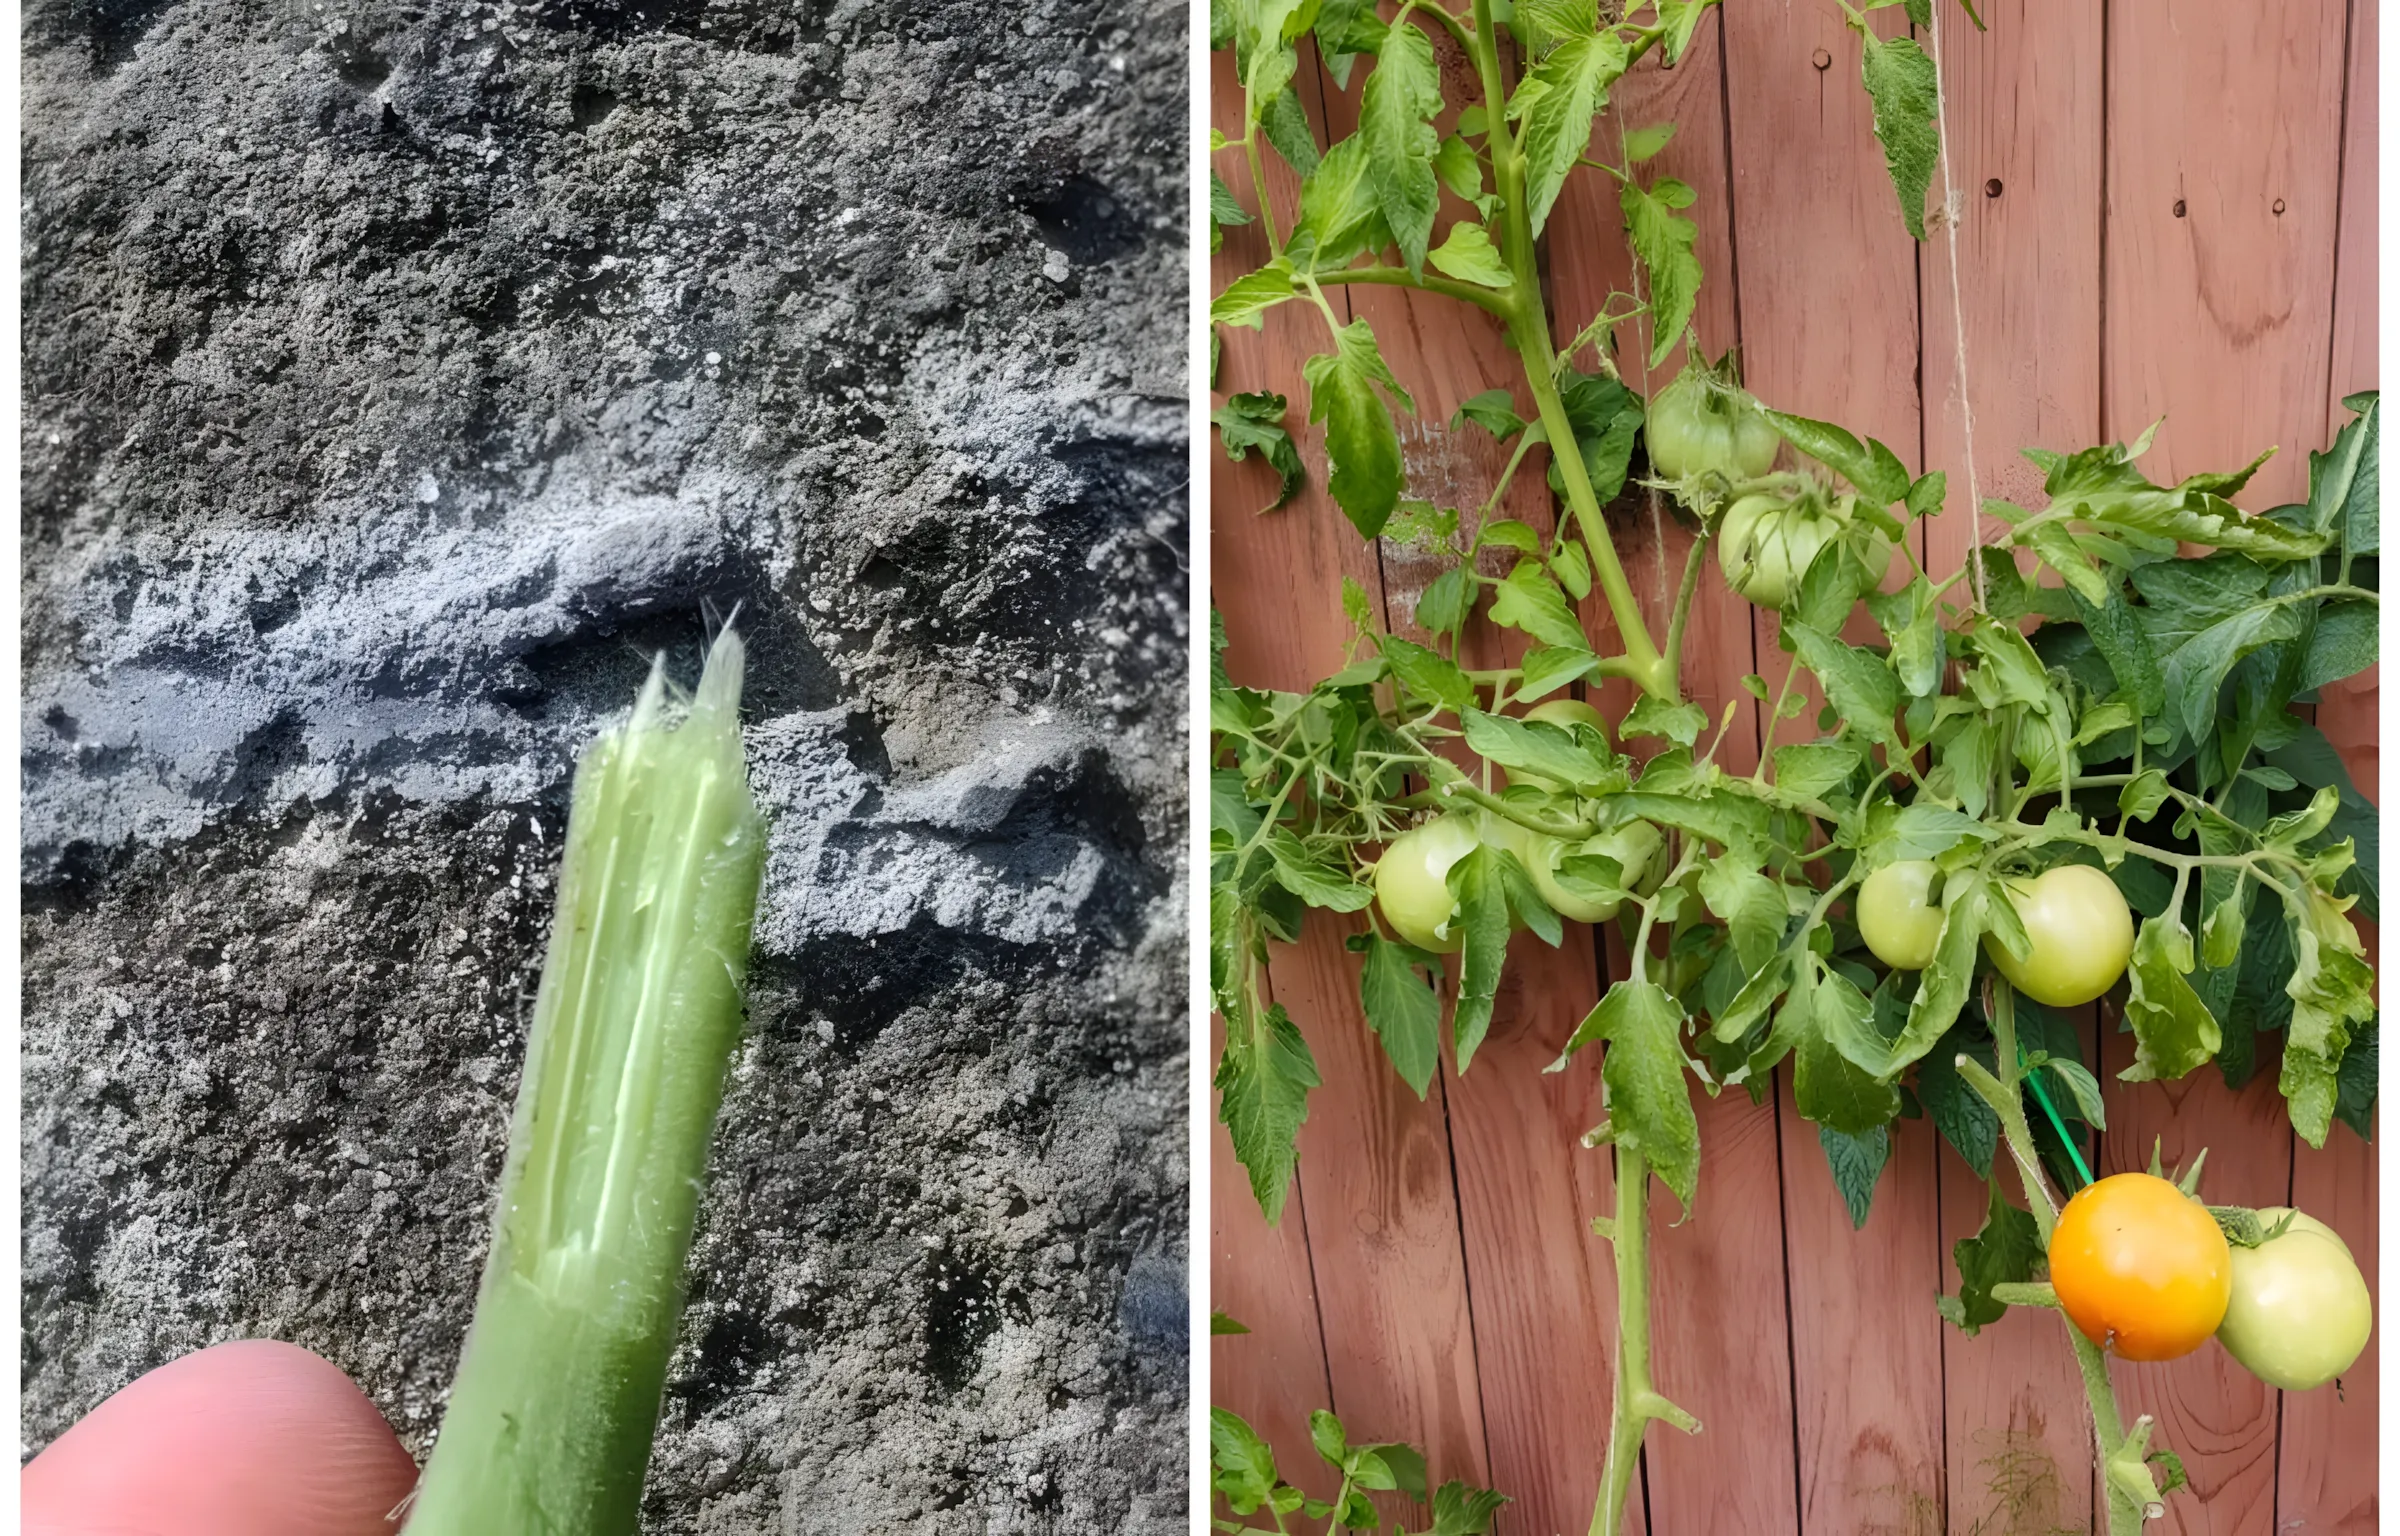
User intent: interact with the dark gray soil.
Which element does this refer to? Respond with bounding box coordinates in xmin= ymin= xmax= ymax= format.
xmin=20 ymin=0 xmax=1188 ymax=1527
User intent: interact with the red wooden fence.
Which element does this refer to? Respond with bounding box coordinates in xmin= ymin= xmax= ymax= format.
xmin=1208 ymin=2 xmax=2378 ymax=1532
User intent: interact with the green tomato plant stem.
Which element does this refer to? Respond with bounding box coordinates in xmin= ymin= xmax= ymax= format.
xmin=405 ymin=630 xmax=768 ymax=1536
xmin=1587 ymin=1141 xmax=1699 ymax=1536
xmin=1958 ymin=979 xmax=2158 ymax=1536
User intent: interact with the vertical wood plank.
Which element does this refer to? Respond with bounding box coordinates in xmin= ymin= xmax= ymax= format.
xmin=2102 ymin=0 xmax=2349 ymax=508
xmin=1442 ymin=934 xmax=1651 ymax=1536
xmin=2097 ymin=1040 xmax=2291 ymax=1536
xmin=1211 ymin=42 xmax=1494 ymax=1505
xmin=1211 ymin=1013 xmax=1342 ymax=1504
xmin=1913 ymin=12 xmax=2107 ymax=1532
xmin=1777 ymin=1075 xmax=1949 ymax=1533
xmin=1721 ymin=7 xmax=1945 ymax=1529
xmin=1938 ymin=1013 xmax=2101 ymax=1536
xmin=2320 ymin=0 xmax=2378 ymax=444
xmin=2282 ymin=55 xmax=2380 ymax=1506
xmin=1916 ymin=0 xmax=2104 ymax=571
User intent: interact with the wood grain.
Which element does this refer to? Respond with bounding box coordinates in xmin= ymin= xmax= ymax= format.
xmin=2098 ymin=1040 xmax=2292 ymax=1536
xmin=1776 ymin=1073 xmax=1947 ymax=1534
xmin=1916 ymin=0 xmax=2103 ymax=572
xmin=1212 ymin=41 xmax=1493 ymax=1513
xmin=2102 ymin=0 xmax=2349 ymax=508
xmin=1211 ymin=1013 xmax=1342 ymax=1504
xmin=1720 ymin=8 xmax=1945 ymax=1529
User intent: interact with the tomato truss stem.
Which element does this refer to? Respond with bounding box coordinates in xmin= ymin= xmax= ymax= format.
xmin=1960 ymin=980 xmax=2163 ymax=1536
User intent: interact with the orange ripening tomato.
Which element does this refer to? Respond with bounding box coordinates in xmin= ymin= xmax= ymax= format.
xmin=2047 ymin=1172 xmax=2231 ymax=1361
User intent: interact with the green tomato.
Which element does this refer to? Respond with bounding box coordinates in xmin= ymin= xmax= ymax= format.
xmin=1374 ymin=813 xmax=1482 ymax=953
xmin=1646 ymin=376 xmax=1779 ymax=482
xmin=1485 ymin=816 xmax=1661 ymax=925
xmin=2257 ymin=1206 xmax=2354 ymax=1259
xmin=1718 ymin=494 xmax=1834 ymax=610
xmin=2215 ymin=1210 xmax=2373 ymax=1391
xmin=1983 ymin=864 xmax=2135 ymax=1008
xmin=1857 ymin=859 xmax=1944 ymax=971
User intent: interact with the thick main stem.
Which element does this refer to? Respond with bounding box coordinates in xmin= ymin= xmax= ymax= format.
xmin=1463 ymin=0 xmax=1674 ymax=702
xmin=1593 ymin=1142 xmax=1651 ymax=1536
xmin=406 ymin=631 xmax=768 ymax=1535
xmin=1586 ymin=1143 xmax=1696 ymax=1535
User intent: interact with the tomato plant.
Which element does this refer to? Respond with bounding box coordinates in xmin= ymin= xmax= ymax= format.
xmin=1209 ymin=0 xmax=2378 ymax=1528
xmin=1211 ymin=1313 xmax=1509 ymax=1534
xmin=2048 ymin=1172 xmax=2231 ymax=1361
xmin=2214 ymin=1207 xmax=2374 ymax=1390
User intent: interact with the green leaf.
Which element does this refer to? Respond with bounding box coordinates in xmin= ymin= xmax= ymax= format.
xmin=2024 ymin=521 xmax=2111 ymax=607
xmin=1415 ymin=565 xmax=1469 ymax=634
xmin=1429 ymin=1480 xmax=1512 ymax=1536
xmin=1216 ymin=1002 xmax=1321 ymax=1222
xmin=2333 ymin=1018 xmax=2377 ymax=1140
xmin=1380 ymin=633 xmax=1478 ymax=716
xmin=1889 ymin=883 xmax=1988 ymax=1073
xmin=1290 ymin=135 xmax=1393 ymax=272
xmin=1434 ymin=133 xmax=1484 ymax=202
xmin=1358 ymin=23 xmax=1445 ymax=274
xmin=2280 ymin=885 xmax=2376 ymax=1146
xmin=1260 ymin=85 xmax=1322 ymax=178
xmin=1268 ymin=829 xmax=1375 ymax=911
xmin=1622 ymin=694 xmax=1708 ymax=749
xmin=1449 ymin=846 xmax=1515 ymax=1071
xmin=1461 ymin=706 xmax=1609 ymax=791
xmin=1916 ymin=1035 xmax=1999 ymax=1178
xmin=2042 ymin=1055 xmax=2108 ymax=1130
xmin=1796 ymin=964 xmax=1904 ymax=1135
xmin=2159 ymin=602 xmax=2309 ymax=753
xmin=1452 ymin=388 xmax=1527 ymax=440
xmin=1210 ymin=170 xmax=1254 ymax=255
xmin=1942 ymin=1184 xmax=2042 ymax=1335
xmin=1620 ymin=175 xmax=1701 ymax=370
xmin=2069 ymin=584 xmax=2166 ymax=719
xmin=1428 ymin=221 xmax=1513 ymax=288
xmin=1857 ymin=29 xmax=1938 ymax=239
xmin=1655 ymin=0 xmax=1711 ymax=62
xmin=1555 ymin=981 xmax=1701 ymax=1212
xmin=1210 ymin=1310 xmax=1251 ymax=1335
xmin=2300 ymin=601 xmax=2376 ymax=692
xmin=1518 ymin=31 xmax=1633 ymax=236
xmin=2119 ymin=916 xmax=2222 ymax=1083
xmin=1622 ymin=122 xmax=1676 ymax=162
xmin=1211 ymin=1407 xmax=1281 ymax=1512
xmin=1548 ymin=371 xmax=1647 ymax=501
xmin=1759 ymin=409 xmax=1911 ymax=506
xmin=1819 ymin=1123 xmax=1890 ymax=1229
xmin=1784 ymin=621 xmax=1900 ymax=745
xmin=1213 ymin=391 xmax=1306 ymax=512
xmin=1487 ymin=559 xmax=1592 ymax=650
xmin=1516 ymin=642 xmax=1601 ymax=700
xmin=1211 ymin=262 xmax=1298 ymax=329
xmin=1698 ymin=856 xmax=1786 ymax=972
xmin=1772 ymin=741 xmax=1866 ymax=804
xmin=1304 ymin=319 xmax=1413 ymax=538
xmin=2306 ymin=390 xmax=2378 ymax=546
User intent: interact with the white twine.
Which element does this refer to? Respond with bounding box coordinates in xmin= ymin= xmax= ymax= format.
xmin=1929 ymin=0 xmax=1987 ymax=609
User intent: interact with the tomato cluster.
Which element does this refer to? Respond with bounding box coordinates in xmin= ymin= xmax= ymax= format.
xmin=2044 ymin=1176 xmax=2371 ymax=1388
xmin=1856 ymin=860 xmax=2134 ymax=1008
xmin=1372 ymin=700 xmax=1663 ymax=949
